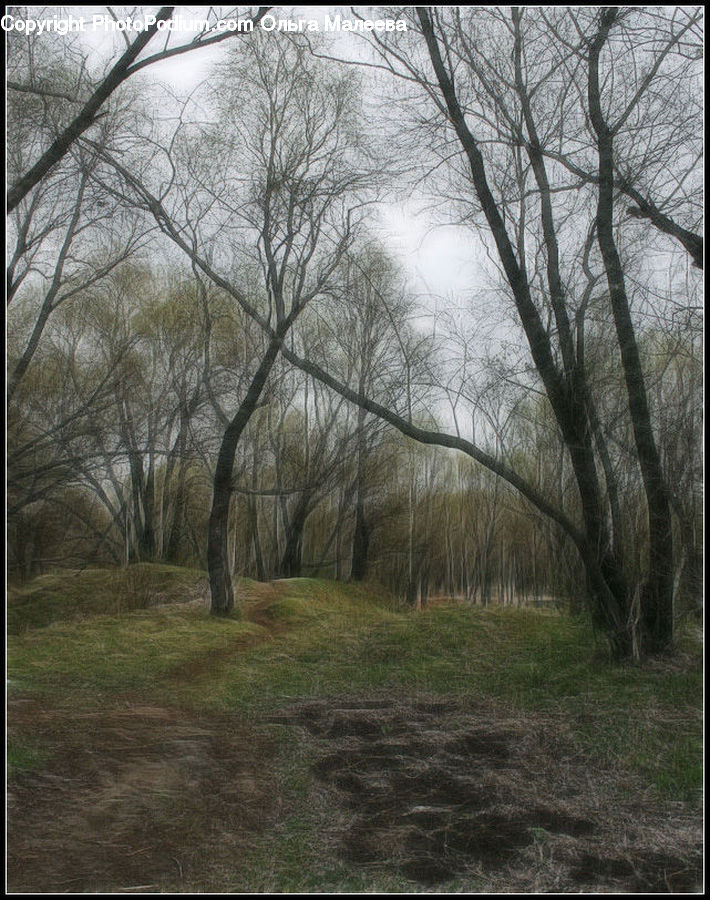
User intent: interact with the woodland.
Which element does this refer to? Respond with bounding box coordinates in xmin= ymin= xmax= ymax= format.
xmin=7 ymin=6 xmax=703 ymax=661
xmin=5 ymin=6 xmax=705 ymax=894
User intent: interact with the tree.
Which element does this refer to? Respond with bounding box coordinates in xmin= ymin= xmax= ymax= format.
xmin=586 ymin=6 xmax=679 ymax=652
xmin=92 ymin=33 xmax=374 ymax=613
xmin=274 ymin=7 xmax=701 ymax=657
xmin=6 ymin=6 xmax=272 ymax=211
xmin=310 ymin=245 xmax=426 ymax=582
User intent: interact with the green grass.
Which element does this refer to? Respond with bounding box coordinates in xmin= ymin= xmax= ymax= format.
xmin=6 ymin=737 xmax=48 ymax=774
xmin=7 ymin=570 xmax=703 ymax=809
xmin=7 ymin=563 xmax=208 ymax=634
xmin=8 ymin=603 xmax=265 ymax=700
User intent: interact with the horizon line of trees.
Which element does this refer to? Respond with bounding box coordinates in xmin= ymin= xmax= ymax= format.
xmin=8 ymin=253 xmax=702 ymax=627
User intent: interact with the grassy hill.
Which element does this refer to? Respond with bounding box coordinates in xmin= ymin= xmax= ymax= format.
xmin=6 ymin=567 xmax=703 ymax=893
xmin=7 ymin=563 xmax=208 ymax=634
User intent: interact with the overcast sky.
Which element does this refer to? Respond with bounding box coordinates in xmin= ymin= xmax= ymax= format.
xmin=35 ymin=5 xmax=482 ymax=305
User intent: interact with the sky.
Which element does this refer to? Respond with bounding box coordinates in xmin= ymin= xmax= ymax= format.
xmin=376 ymin=203 xmax=482 ymax=303
xmin=20 ymin=4 xmax=482 ymax=304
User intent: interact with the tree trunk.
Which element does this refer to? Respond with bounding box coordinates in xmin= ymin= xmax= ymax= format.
xmin=247 ymin=497 xmax=266 ymax=581
xmin=280 ymin=517 xmax=304 ymax=578
xmin=589 ymin=9 xmax=674 ymax=655
xmin=164 ymin=465 xmax=187 ymax=563
xmin=279 ymin=493 xmax=313 ymax=578
xmin=208 ymin=335 xmax=281 ymax=615
xmin=350 ymin=409 xmax=370 ymax=580
xmin=350 ymin=497 xmax=370 ymax=581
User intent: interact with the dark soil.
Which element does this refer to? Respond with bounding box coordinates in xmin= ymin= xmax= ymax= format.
xmin=272 ymin=697 xmax=703 ymax=892
xmin=8 ymin=694 xmax=703 ymax=892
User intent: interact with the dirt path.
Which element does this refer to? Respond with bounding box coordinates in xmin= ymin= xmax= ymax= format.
xmin=7 ymin=698 xmax=276 ymax=893
xmin=7 ymin=694 xmax=703 ymax=893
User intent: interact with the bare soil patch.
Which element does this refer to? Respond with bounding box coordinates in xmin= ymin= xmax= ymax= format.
xmin=7 ymin=697 xmax=277 ymax=893
xmin=271 ymin=696 xmax=703 ymax=892
xmin=7 ymin=693 xmax=702 ymax=892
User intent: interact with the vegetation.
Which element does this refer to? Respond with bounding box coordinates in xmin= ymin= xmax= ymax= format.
xmin=9 ymin=570 xmax=701 ymax=800
xmin=7 ymin=7 xmax=702 ymax=660
xmin=4 ymin=6 xmax=703 ymax=892
xmin=7 ymin=570 xmax=701 ymax=891
xmin=7 ymin=563 xmax=207 ymax=634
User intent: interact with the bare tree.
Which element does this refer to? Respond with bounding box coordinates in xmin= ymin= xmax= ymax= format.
xmin=91 ymin=34 xmax=374 ymax=612
xmin=290 ymin=5 xmax=700 ymax=657
xmin=6 ymin=6 xmax=272 ymax=211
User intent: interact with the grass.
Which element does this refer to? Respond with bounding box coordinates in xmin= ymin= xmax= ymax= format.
xmin=7 ymin=563 xmax=208 ymax=634
xmin=7 ymin=571 xmax=702 ymax=803
xmin=6 ymin=737 xmax=48 ymax=774
xmin=6 ymin=568 xmax=703 ymax=891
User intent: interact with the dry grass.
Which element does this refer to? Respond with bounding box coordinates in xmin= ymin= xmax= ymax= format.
xmin=6 ymin=572 xmax=703 ymax=892
xmin=7 ymin=697 xmax=277 ymax=893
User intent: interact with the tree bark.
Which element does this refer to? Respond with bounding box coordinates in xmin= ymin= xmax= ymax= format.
xmin=279 ymin=489 xmax=314 ymax=578
xmin=350 ymin=407 xmax=370 ymax=580
xmin=588 ymin=7 xmax=675 ymax=654
xmin=208 ymin=334 xmax=282 ymax=615
xmin=350 ymin=494 xmax=371 ymax=581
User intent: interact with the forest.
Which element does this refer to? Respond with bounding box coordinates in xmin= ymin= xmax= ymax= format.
xmin=7 ymin=4 xmax=703 ymax=658
xmin=5 ymin=6 xmax=704 ymax=893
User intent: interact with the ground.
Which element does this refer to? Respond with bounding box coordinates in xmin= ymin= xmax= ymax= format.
xmin=6 ymin=571 xmax=704 ymax=893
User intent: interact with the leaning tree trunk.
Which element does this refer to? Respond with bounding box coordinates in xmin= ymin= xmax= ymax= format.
xmin=208 ymin=335 xmax=282 ymax=615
